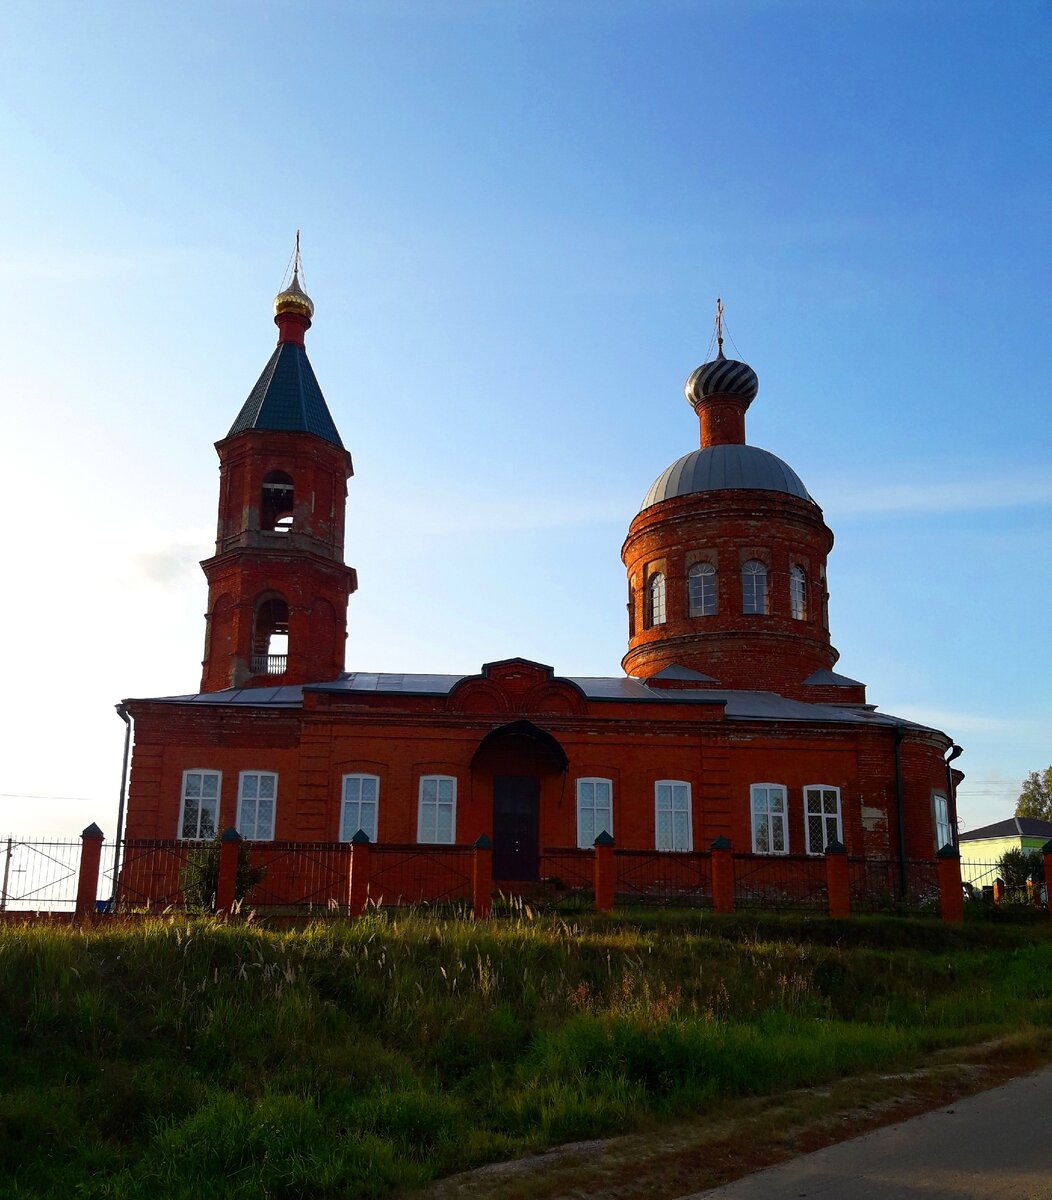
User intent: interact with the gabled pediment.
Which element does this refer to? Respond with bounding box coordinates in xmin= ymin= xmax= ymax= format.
xmin=447 ymin=659 xmax=585 ymax=716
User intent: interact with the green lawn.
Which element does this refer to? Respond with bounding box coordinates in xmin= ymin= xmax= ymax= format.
xmin=1 ymin=910 xmax=1050 ymax=1199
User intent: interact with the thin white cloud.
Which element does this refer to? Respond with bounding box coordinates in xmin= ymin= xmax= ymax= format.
xmin=879 ymin=706 xmax=1009 ymax=735
xmin=0 ymin=246 xmax=228 ymax=285
xmin=360 ymin=491 xmax=631 ymax=535
xmin=128 ymin=545 xmax=207 ymax=587
xmin=824 ymin=477 xmax=1052 ymax=516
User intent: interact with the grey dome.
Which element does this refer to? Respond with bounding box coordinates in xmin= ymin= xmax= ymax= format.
xmin=640 ymin=444 xmax=813 ymax=512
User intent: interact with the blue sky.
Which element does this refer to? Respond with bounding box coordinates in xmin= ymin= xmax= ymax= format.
xmin=1 ymin=0 xmax=1048 ymax=838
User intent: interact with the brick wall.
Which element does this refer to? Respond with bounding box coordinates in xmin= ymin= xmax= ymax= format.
xmin=125 ymin=667 xmax=950 ymax=864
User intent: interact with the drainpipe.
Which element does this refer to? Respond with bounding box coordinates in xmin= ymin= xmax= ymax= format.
xmin=944 ymin=743 xmax=963 ymax=847
xmin=894 ymin=726 xmax=906 ymax=898
xmin=111 ymin=704 xmax=132 ymax=904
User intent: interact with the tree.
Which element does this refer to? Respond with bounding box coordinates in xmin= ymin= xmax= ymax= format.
xmin=181 ymin=836 xmax=266 ymax=912
xmin=995 ymin=848 xmax=1045 ymax=908
xmin=997 ymin=848 xmax=1045 ymax=891
xmin=1016 ymin=766 xmax=1052 ymax=821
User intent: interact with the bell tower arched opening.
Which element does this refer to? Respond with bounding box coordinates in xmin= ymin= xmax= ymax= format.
xmin=261 ymin=470 xmax=294 ymax=532
xmin=252 ymin=594 xmax=289 ymax=676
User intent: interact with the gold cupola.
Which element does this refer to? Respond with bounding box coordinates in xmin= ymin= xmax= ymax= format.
xmin=273 ymin=233 xmax=314 ymax=343
xmin=274 ymin=232 xmax=314 ymax=318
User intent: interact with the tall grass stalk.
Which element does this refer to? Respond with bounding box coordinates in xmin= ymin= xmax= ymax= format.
xmin=1 ymin=912 xmax=1050 ymax=1198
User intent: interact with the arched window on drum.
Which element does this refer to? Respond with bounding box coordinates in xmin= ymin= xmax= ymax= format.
xmin=741 ymin=560 xmax=768 ymax=615
xmin=687 ymin=561 xmax=717 ymax=617
xmin=789 ymin=566 xmax=808 ymax=620
xmin=648 ymin=573 xmax=666 ymax=627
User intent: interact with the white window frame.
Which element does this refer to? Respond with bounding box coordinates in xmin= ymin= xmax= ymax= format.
xmin=236 ymin=771 xmax=278 ymax=841
xmin=340 ymin=773 xmax=379 ymax=843
xmin=655 ymin=780 xmax=693 ymax=851
xmin=789 ymin=566 xmax=808 ymax=620
xmin=688 ymin=562 xmax=717 ymax=617
xmin=750 ymin=783 xmax=788 ymax=854
xmin=648 ymin=573 xmax=666 ymax=626
xmin=576 ymin=777 xmax=613 ymax=849
xmin=179 ymin=769 xmax=221 ymax=840
xmin=741 ymin=560 xmax=768 ymax=615
xmin=933 ymin=791 xmax=952 ymax=851
xmin=803 ymin=785 xmax=842 ymax=854
xmin=820 ymin=565 xmax=829 ymax=630
xmin=417 ymin=775 xmax=457 ymax=844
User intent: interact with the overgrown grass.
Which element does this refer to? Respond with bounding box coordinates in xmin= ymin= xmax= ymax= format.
xmin=1 ymin=911 xmax=1050 ymax=1198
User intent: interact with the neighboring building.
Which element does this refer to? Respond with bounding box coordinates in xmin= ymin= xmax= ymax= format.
xmin=121 ymin=264 xmax=962 ymax=893
xmin=958 ymin=817 xmax=1052 ymax=888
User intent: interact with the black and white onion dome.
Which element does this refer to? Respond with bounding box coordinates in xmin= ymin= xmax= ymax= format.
xmin=685 ymin=350 xmax=759 ymax=408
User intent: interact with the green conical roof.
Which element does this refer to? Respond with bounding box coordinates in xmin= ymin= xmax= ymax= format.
xmin=227 ymin=341 xmax=343 ymax=448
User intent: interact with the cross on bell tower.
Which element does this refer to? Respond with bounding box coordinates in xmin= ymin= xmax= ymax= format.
xmin=198 ymin=242 xmax=358 ymax=692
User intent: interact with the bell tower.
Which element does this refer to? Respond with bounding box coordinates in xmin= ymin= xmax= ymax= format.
xmin=199 ymin=242 xmax=357 ymax=692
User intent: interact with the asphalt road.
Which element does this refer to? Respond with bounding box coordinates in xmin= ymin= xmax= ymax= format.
xmin=683 ymin=1066 xmax=1052 ymax=1199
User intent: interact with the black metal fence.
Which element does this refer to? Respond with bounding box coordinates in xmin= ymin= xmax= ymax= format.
xmin=113 ymin=839 xmax=211 ymax=911
xmin=614 ymin=848 xmax=712 ymax=906
xmin=847 ymin=858 xmax=940 ymax=913
xmin=4 ymin=832 xmax=1042 ymax=919
xmin=367 ymin=844 xmax=474 ymax=906
xmin=732 ymin=852 xmax=828 ymax=911
xmin=245 ymin=841 xmax=353 ymax=910
xmin=960 ymin=858 xmax=1046 ymax=906
xmin=0 ymin=836 xmax=117 ymax=914
xmin=539 ymin=847 xmax=594 ymax=893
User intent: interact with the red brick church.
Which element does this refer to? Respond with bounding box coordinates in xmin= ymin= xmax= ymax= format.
xmin=121 ymin=260 xmax=960 ymax=900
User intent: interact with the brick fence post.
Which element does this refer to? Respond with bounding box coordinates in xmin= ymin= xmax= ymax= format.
xmin=1043 ymin=841 xmax=1052 ymax=921
xmin=825 ymin=840 xmax=850 ymax=918
xmin=75 ymin=823 xmax=105 ymax=923
xmin=349 ymin=830 xmax=371 ymax=917
xmin=472 ymin=834 xmax=493 ymax=918
xmin=593 ymin=832 xmax=615 ymax=912
xmin=216 ymin=827 xmax=242 ymax=915
xmin=936 ymin=844 xmax=964 ymax=923
xmin=710 ymin=837 xmax=734 ymax=914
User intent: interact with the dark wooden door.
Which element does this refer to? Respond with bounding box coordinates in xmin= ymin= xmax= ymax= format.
xmin=492 ymin=775 xmax=540 ymax=881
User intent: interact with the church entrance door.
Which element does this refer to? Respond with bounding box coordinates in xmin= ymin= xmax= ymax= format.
xmin=492 ymin=775 xmax=540 ymax=881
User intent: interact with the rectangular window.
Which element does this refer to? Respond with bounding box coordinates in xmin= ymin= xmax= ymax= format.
xmin=655 ymin=780 xmax=692 ymax=851
xmin=751 ymin=784 xmax=788 ymax=854
xmin=237 ymin=771 xmax=277 ymax=840
xmin=933 ymin=792 xmax=952 ymax=851
xmin=180 ymin=770 xmax=220 ymax=840
xmin=341 ymin=774 xmax=379 ymax=842
xmin=577 ymin=778 xmax=613 ymax=848
xmin=418 ymin=775 xmax=456 ymax=844
xmin=804 ymin=786 xmax=842 ymax=854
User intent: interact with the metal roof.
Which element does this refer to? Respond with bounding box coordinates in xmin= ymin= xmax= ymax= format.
xmin=227 ymin=341 xmax=343 ymax=448
xmin=648 ymin=664 xmax=719 ymax=683
xmin=959 ymin=817 xmax=1052 ymax=842
xmin=640 ymin=444 xmax=813 ymax=512
xmin=803 ymin=669 xmax=866 ymax=688
xmin=131 ymin=672 xmax=937 ymax=731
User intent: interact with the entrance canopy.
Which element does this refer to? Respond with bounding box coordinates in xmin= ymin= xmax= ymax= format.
xmin=470 ymin=720 xmax=569 ymax=772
